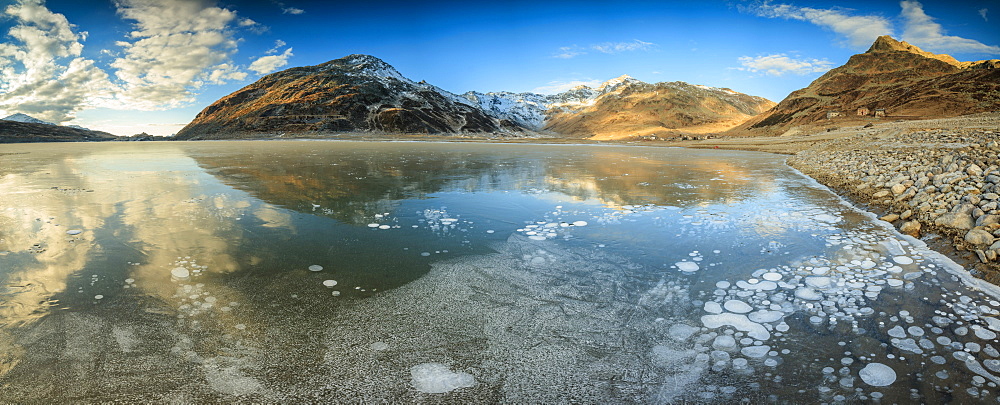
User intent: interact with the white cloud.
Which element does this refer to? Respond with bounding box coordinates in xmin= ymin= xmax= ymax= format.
xmin=110 ymin=0 xmax=247 ymax=109
xmin=239 ymin=17 xmax=258 ymax=27
xmin=748 ymin=2 xmax=892 ymax=49
xmin=249 ymin=47 xmax=292 ymax=74
xmin=980 ymin=8 xmax=988 ymax=22
xmin=552 ymin=39 xmax=656 ymax=59
xmin=900 ymin=1 xmax=1000 ymax=55
xmin=553 ymin=46 xmax=585 ymax=59
xmin=282 ymin=7 xmax=304 ymax=15
xmin=267 ymin=39 xmax=286 ymax=54
xmin=737 ymin=54 xmax=834 ymax=76
xmin=0 ymin=0 xmax=117 ymax=123
xmin=532 ymin=79 xmax=603 ymax=94
xmin=591 ymin=39 xmax=655 ymax=54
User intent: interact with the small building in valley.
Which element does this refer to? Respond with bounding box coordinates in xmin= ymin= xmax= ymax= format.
xmin=826 ymin=110 xmax=842 ymax=119
xmin=873 ymin=108 xmax=886 ymax=117
xmin=856 ymin=107 xmax=870 ymax=116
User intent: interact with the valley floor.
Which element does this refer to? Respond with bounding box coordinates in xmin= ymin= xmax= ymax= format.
xmin=685 ymin=112 xmax=1000 ymax=283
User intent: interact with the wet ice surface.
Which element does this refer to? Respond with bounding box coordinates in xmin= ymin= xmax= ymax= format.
xmin=1 ymin=141 xmax=999 ymax=403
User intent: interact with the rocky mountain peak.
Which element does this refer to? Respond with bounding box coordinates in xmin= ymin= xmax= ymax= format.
xmin=598 ymin=74 xmax=642 ymax=92
xmin=865 ymin=35 xmax=960 ymax=65
xmin=2 ymin=113 xmax=54 ymax=125
xmin=316 ymin=54 xmax=408 ymax=81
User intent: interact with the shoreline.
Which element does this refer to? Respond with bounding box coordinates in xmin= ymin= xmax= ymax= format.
xmin=685 ymin=112 xmax=1000 ymax=283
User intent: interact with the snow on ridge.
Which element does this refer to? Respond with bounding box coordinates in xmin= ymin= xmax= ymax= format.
xmin=2 ymin=113 xmax=55 ymax=126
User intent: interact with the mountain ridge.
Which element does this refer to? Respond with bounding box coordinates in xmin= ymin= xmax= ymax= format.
xmin=175 ymin=55 xmax=774 ymax=140
xmin=736 ymin=35 xmax=1000 ymax=135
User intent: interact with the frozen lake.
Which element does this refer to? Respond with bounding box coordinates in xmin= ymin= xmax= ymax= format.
xmin=1 ymin=141 xmax=998 ymax=403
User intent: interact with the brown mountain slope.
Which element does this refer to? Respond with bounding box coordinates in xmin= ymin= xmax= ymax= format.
xmin=174 ymin=55 xmax=515 ymax=140
xmin=0 ymin=121 xmax=117 ymax=143
xmin=735 ymin=36 xmax=1000 ymax=136
xmin=545 ymin=79 xmax=775 ymax=140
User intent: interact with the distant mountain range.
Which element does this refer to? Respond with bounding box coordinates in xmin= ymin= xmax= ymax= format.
xmin=2 ymin=113 xmax=56 ymax=126
xmin=0 ymin=113 xmax=116 ymax=143
xmin=174 ymin=55 xmax=774 ymax=140
xmin=736 ymin=35 xmax=1000 ymax=135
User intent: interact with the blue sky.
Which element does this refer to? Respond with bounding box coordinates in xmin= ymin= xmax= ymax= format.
xmin=1 ymin=0 xmax=998 ymax=136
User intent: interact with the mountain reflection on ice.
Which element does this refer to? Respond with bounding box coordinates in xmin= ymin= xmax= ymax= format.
xmin=0 ymin=141 xmax=998 ymax=403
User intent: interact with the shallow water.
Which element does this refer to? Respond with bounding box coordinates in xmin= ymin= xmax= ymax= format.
xmin=0 ymin=141 xmax=998 ymax=403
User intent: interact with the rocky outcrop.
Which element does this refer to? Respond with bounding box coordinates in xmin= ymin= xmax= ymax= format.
xmin=175 ymin=55 xmax=517 ymax=140
xmin=737 ymin=36 xmax=1000 ymax=135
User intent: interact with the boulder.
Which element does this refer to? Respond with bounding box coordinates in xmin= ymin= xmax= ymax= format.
xmin=977 ymin=214 xmax=1000 ymax=227
xmin=935 ymin=212 xmax=975 ymax=230
xmin=966 ymin=229 xmax=996 ymax=245
xmin=891 ymin=184 xmax=907 ymax=195
xmin=900 ymin=220 xmax=921 ymax=237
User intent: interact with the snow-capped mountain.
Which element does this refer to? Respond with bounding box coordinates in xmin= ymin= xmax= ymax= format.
xmin=2 ymin=113 xmax=55 ymax=126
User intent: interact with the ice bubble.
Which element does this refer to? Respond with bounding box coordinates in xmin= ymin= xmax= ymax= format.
xmin=701 ymin=313 xmax=770 ymax=340
xmin=860 ymin=260 xmax=876 ymax=269
xmin=907 ymin=326 xmax=924 ymax=337
xmin=308 ymin=265 xmax=324 ymax=272
xmin=713 ymin=335 xmax=737 ymax=350
xmin=737 ymin=280 xmax=778 ymax=291
xmin=94 ymin=295 xmax=103 ymax=300
xmin=572 ymin=221 xmax=588 ymax=227
xmin=887 ymin=279 xmax=904 ymax=288
xmin=371 ymin=342 xmax=390 ymax=351
xmin=704 ymin=301 xmax=723 ymax=314
xmin=762 ymin=272 xmax=782 ymax=281
xmin=675 ymin=261 xmax=699 ymax=272
xmin=748 ymin=310 xmax=783 ymax=323
xmin=716 ymin=281 xmax=731 ymax=289
xmin=367 ymin=223 xmax=379 ymax=228
xmin=322 ymin=280 xmax=338 ymax=287
xmin=410 ymin=363 xmax=475 ymax=394
xmin=668 ymin=324 xmax=698 ymax=341
xmin=893 ymin=256 xmax=914 ymax=265
xmin=794 ymin=287 xmax=822 ymax=301
xmin=987 ymin=316 xmax=1000 ymax=332
xmin=528 ymin=236 xmax=547 ymax=241
xmin=421 ymin=252 xmax=431 ymax=257
xmin=973 ymin=326 xmax=998 ymax=340
xmin=741 ymin=345 xmax=770 ymax=358
xmin=378 ymin=225 xmax=391 ymax=230
xmin=171 ymin=267 xmax=190 ymax=279
xmin=66 ymin=230 xmax=82 ymax=235
xmin=887 ymin=326 xmax=906 ymax=338
xmin=331 ymin=291 xmax=341 ymax=296
xmin=805 ymin=277 xmax=832 ymax=289
xmin=724 ymin=300 xmax=753 ymax=314
xmin=859 ymin=363 xmax=897 ymax=387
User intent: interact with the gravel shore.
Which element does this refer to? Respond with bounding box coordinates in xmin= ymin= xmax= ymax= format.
xmin=696 ymin=113 xmax=1000 ymax=282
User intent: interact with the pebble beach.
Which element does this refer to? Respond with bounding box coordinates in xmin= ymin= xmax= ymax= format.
xmin=693 ymin=113 xmax=1000 ymax=283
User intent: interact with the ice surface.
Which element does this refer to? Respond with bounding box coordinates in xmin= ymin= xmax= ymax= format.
xmin=410 ymin=363 xmax=476 ymax=393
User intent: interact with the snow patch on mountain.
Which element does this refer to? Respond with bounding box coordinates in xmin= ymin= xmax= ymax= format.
xmin=3 ymin=113 xmax=55 ymax=126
